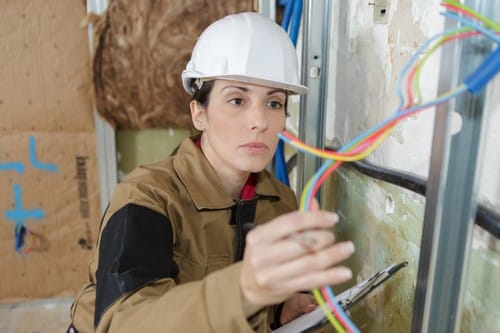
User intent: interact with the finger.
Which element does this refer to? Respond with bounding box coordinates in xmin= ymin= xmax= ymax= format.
xmin=255 ymin=265 xmax=354 ymax=298
xmin=285 ymin=265 xmax=354 ymax=292
xmin=249 ymin=230 xmax=335 ymax=267
xmin=253 ymin=241 xmax=355 ymax=288
xmin=247 ymin=211 xmax=339 ymax=245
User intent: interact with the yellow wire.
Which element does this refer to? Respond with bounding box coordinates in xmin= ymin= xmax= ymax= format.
xmin=413 ymin=27 xmax=471 ymax=103
xmin=289 ymin=128 xmax=392 ymax=163
xmin=298 ymin=131 xmax=394 ymax=332
xmin=295 ymin=6 xmax=480 ymax=332
xmin=300 ymin=178 xmax=347 ymax=332
xmin=313 ymin=288 xmax=347 ymax=333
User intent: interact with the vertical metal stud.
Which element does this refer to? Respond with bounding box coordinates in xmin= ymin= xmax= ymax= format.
xmin=258 ymin=0 xmax=276 ymax=21
xmin=411 ymin=1 xmax=498 ymax=332
xmin=297 ymin=0 xmax=331 ymax=196
xmin=86 ymin=0 xmax=118 ymax=214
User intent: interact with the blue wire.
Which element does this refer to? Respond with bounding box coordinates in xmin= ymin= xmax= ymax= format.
xmin=346 ymin=84 xmax=468 ymax=155
xmin=441 ymin=11 xmax=500 ymax=44
xmin=297 ymin=85 xmax=468 ymax=333
xmin=302 ymin=84 xmax=468 ymax=210
xmin=397 ymin=8 xmax=500 ymax=111
xmin=275 ymin=0 xmax=303 ymax=185
xmin=289 ymin=0 xmax=303 ymax=45
xmin=281 ymin=0 xmax=295 ymax=31
xmin=303 ymin=86 xmax=468 ymax=200
xmin=274 ymin=140 xmax=290 ymax=186
xmin=288 ymin=5 xmax=497 ymax=332
xmin=279 ymin=83 xmax=466 ymax=159
xmin=325 ymin=286 xmax=360 ymax=333
xmin=396 ymin=26 xmax=466 ymax=111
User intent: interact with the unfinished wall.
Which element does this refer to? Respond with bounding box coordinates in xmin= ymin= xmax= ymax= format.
xmin=324 ymin=0 xmax=500 ymax=331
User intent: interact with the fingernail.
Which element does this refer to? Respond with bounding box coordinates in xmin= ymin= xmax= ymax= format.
xmin=326 ymin=212 xmax=339 ymax=224
xmin=305 ymin=304 xmax=316 ymax=312
xmin=342 ymin=241 xmax=355 ymax=255
xmin=341 ymin=269 xmax=353 ymax=280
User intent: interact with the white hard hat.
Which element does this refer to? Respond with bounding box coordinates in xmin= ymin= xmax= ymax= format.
xmin=182 ymin=12 xmax=307 ymax=95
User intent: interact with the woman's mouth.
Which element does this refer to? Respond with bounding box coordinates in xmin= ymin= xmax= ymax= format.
xmin=241 ymin=142 xmax=269 ymax=153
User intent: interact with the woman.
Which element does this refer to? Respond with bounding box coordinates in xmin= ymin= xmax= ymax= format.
xmin=69 ymin=12 xmax=355 ymax=333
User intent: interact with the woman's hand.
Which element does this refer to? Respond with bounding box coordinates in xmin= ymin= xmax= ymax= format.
xmin=239 ymin=208 xmax=355 ymax=317
xmin=280 ymin=293 xmax=317 ymax=325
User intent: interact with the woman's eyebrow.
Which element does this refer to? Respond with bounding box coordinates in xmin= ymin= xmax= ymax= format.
xmin=218 ymin=86 xmax=286 ymax=95
xmin=267 ymin=89 xmax=287 ymax=95
xmin=219 ymin=86 xmax=249 ymax=94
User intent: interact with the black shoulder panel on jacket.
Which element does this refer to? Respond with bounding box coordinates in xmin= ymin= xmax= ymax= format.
xmin=94 ymin=203 xmax=179 ymax=328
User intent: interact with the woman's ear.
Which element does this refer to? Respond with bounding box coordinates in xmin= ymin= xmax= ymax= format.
xmin=190 ymin=100 xmax=205 ymax=131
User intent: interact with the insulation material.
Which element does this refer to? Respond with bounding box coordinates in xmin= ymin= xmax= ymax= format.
xmin=0 ymin=1 xmax=100 ymax=300
xmin=92 ymin=0 xmax=255 ymax=129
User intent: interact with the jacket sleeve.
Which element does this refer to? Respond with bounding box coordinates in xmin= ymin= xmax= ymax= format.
xmin=94 ymin=203 xmax=269 ymax=333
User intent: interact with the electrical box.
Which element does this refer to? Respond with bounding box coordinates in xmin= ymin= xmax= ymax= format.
xmin=372 ymin=0 xmax=389 ymax=24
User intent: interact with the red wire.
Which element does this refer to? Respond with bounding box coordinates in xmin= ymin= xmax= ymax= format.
xmin=283 ymin=130 xmax=383 ymax=158
xmin=441 ymin=3 xmax=482 ymax=22
xmin=320 ymin=285 xmax=354 ymax=333
xmin=405 ymin=30 xmax=480 ymax=107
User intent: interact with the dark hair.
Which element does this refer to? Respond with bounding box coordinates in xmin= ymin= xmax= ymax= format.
xmin=191 ymin=80 xmax=215 ymax=107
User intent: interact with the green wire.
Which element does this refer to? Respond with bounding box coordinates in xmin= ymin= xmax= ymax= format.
xmin=443 ymin=0 xmax=500 ymax=31
xmin=413 ymin=27 xmax=471 ymax=103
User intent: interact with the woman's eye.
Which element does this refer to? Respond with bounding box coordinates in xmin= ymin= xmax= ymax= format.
xmin=268 ymin=101 xmax=284 ymax=109
xmin=229 ymin=98 xmax=244 ymax=105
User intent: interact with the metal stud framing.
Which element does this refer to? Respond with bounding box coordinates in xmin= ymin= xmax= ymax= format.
xmin=297 ymin=0 xmax=331 ymax=196
xmin=86 ymin=0 xmax=118 ymax=214
xmin=411 ymin=1 xmax=498 ymax=332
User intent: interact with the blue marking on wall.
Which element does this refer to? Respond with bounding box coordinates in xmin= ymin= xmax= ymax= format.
xmin=1 ymin=136 xmax=58 ymax=252
xmin=0 ymin=161 xmax=25 ymax=173
xmin=29 ymin=135 xmax=58 ymax=172
xmin=4 ymin=183 xmax=45 ymax=227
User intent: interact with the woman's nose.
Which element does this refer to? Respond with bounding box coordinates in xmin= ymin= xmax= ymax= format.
xmin=249 ymin=107 xmax=268 ymax=132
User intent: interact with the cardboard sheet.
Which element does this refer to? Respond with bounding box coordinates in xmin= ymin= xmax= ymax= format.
xmin=0 ymin=1 xmax=100 ymax=301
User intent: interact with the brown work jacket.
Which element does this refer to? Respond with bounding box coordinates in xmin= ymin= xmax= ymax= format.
xmin=70 ymin=135 xmax=298 ymax=332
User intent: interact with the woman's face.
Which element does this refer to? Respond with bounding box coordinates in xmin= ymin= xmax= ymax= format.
xmin=191 ymin=79 xmax=287 ymax=177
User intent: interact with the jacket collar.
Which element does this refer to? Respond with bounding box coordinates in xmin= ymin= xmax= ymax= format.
xmin=173 ymin=135 xmax=282 ymax=210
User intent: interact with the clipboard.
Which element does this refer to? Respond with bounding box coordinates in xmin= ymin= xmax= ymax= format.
xmin=272 ymin=261 xmax=408 ymax=333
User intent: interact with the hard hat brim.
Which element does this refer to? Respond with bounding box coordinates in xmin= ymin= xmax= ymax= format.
xmin=183 ymin=71 xmax=308 ymax=95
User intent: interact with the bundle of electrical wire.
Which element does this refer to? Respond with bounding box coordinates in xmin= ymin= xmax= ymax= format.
xmin=279 ymin=1 xmax=500 ymax=332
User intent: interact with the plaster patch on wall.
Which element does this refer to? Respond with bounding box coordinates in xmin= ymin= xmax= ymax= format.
xmin=371 ymin=25 xmax=390 ymax=65
xmin=411 ymin=0 xmax=443 ymax=37
xmin=365 ymin=182 xmax=387 ymax=220
xmin=346 ymin=1 xmax=366 ymax=53
xmin=385 ymin=193 xmax=395 ymax=214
